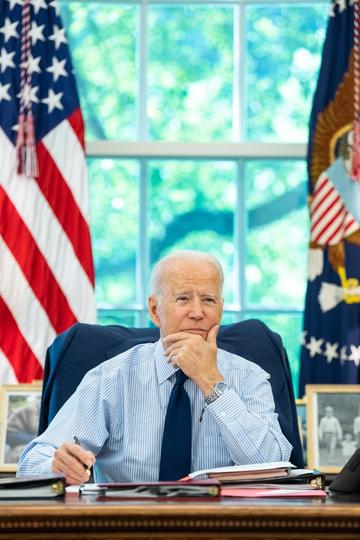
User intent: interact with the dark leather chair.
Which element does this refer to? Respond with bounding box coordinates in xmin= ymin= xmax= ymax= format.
xmin=38 ymin=319 xmax=304 ymax=467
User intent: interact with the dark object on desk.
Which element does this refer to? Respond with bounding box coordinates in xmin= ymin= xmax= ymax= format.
xmin=0 ymin=473 xmax=65 ymax=499
xmin=80 ymin=480 xmax=220 ymax=499
xmin=275 ymin=468 xmax=326 ymax=490
xmin=329 ymin=448 xmax=360 ymax=494
xmin=38 ymin=319 xmax=304 ymax=467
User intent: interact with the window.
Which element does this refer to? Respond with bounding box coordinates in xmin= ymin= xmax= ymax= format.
xmin=60 ymin=0 xmax=327 ymax=395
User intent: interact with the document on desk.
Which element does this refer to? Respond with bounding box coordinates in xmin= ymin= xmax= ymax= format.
xmin=0 ymin=473 xmax=65 ymax=499
xmin=79 ymin=480 xmax=221 ymax=499
xmin=185 ymin=461 xmax=295 ymax=482
xmin=221 ymin=485 xmax=327 ymax=498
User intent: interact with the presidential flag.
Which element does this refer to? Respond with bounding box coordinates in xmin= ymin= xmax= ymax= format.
xmin=299 ymin=0 xmax=360 ymax=396
xmin=0 ymin=0 xmax=96 ymax=383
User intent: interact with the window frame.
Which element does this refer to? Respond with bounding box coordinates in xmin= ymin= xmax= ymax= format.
xmin=59 ymin=0 xmax=327 ymax=323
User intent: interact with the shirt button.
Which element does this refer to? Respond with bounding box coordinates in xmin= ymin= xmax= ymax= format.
xmin=220 ymin=411 xmax=226 ymax=418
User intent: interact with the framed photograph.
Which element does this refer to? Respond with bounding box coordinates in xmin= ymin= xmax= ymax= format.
xmin=295 ymin=398 xmax=307 ymax=466
xmin=306 ymin=384 xmax=360 ymax=473
xmin=0 ymin=383 xmax=42 ymax=472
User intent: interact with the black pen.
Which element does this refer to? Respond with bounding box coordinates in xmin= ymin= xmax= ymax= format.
xmin=73 ymin=436 xmax=90 ymax=471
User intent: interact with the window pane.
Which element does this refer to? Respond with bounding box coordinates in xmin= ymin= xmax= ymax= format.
xmin=246 ymin=312 xmax=303 ymax=398
xmin=97 ymin=310 xmax=140 ymax=327
xmin=245 ymin=160 xmax=308 ymax=307
xmin=149 ymin=160 xmax=236 ymax=303
xmin=221 ymin=312 xmax=241 ymax=325
xmin=246 ymin=4 xmax=326 ymax=141
xmin=61 ymin=2 xmax=137 ymax=140
xmin=88 ymin=159 xmax=139 ymax=308
xmin=148 ymin=5 xmax=233 ymax=141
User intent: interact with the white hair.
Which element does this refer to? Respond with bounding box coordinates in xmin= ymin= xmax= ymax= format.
xmin=150 ymin=250 xmax=224 ymax=296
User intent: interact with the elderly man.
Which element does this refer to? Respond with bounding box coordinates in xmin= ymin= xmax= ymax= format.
xmin=17 ymin=250 xmax=291 ymax=484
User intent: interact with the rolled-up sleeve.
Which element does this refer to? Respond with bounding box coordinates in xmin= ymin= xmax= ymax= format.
xmin=206 ymin=365 xmax=292 ymax=464
xmin=17 ymin=364 xmax=114 ymax=477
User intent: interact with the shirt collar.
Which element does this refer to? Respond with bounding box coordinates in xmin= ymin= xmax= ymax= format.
xmin=154 ymin=339 xmax=178 ymax=384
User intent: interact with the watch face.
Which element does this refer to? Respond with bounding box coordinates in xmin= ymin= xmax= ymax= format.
xmin=205 ymin=381 xmax=230 ymax=404
xmin=215 ymin=382 xmax=229 ymax=393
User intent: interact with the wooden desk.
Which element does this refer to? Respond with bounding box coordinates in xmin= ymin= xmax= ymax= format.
xmin=0 ymin=492 xmax=360 ymax=540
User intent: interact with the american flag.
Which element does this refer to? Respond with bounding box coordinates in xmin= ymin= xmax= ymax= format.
xmin=0 ymin=0 xmax=96 ymax=384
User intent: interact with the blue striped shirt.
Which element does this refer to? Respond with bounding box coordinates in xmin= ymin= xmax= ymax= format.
xmin=17 ymin=340 xmax=292 ymax=482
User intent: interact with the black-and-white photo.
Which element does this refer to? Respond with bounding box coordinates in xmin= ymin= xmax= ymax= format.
xmin=306 ymin=385 xmax=360 ymax=473
xmin=0 ymin=385 xmax=42 ymax=472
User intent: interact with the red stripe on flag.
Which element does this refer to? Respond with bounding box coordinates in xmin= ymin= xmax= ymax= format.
xmin=311 ymin=194 xmax=342 ymax=231
xmin=312 ymin=175 xmax=329 ymax=196
xmin=312 ymin=207 xmax=343 ymax=243
xmin=0 ymin=187 xmax=77 ymax=333
xmin=68 ymin=108 xmax=85 ymax=149
xmin=36 ymin=141 xmax=95 ymax=286
xmin=0 ymin=297 xmax=43 ymax=383
xmin=344 ymin=218 xmax=357 ymax=232
xmin=326 ymin=221 xmax=344 ymax=244
xmin=310 ymin=183 xmax=335 ymax=215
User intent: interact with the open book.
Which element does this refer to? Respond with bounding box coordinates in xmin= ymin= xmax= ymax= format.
xmin=185 ymin=461 xmax=295 ymax=483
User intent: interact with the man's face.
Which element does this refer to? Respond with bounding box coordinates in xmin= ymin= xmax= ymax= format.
xmin=148 ymin=260 xmax=223 ymax=339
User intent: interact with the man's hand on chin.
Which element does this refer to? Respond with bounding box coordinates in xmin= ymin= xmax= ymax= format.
xmin=162 ymin=325 xmax=223 ymax=394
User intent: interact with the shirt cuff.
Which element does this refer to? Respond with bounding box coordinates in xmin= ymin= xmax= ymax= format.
xmin=206 ymin=388 xmax=245 ymax=427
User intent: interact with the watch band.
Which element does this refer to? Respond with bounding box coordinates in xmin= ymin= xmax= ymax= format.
xmin=204 ymin=381 xmax=230 ymax=405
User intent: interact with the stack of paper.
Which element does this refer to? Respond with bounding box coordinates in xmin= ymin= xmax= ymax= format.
xmin=187 ymin=461 xmax=295 ymax=483
xmin=185 ymin=463 xmax=327 ymax=498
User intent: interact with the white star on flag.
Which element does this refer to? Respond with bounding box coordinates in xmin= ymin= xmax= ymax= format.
xmin=46 ymin=56 xmax=67 ymax=82
xmin=49 ymin=0 xmax=61 ymax=17
xmin=306 ymin=336 xmax=324 ymax=358
xmin=349 ymin=345 xmax=360 ymax=367
xmin=336 ymin=0 xmax=347 ymax=12
xmin=49 ymin=25 xmax=67 ymax=49
xmin=18 ymin=83 xmax=39 ymax=106
xmin=31 ymin=0 xmax=47 ymax=14
xmin=29 ymin=21 xmax=45 ymax=46
xmin=300 ymin=331 xmax=308 ymax=346
xmin=324 ymin=341 xmax=339 ymax=363
xmin=0 ymin=17 xmax=19 ymax=42
xmin=7 ymin=0 xmax=23 ymax=9
xmin=0 ymin=81 xmax=11 ymax=101
xmin=0 ymin=48 xmax=15 ymax=72
xmin=24 ymin=54 xmax=41 ymax=75
xmin=42 ymin=88 xmax=63 ymax=112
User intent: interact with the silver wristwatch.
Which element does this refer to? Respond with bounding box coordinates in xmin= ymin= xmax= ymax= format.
xmin=204 ymin=381 xmax=230 ymax=405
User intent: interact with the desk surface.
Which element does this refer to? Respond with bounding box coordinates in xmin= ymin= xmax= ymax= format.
xmin=0 ymin=492 xmax=360 ymax=540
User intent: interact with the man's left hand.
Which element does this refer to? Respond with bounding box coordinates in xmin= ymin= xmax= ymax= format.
xmin=162 ymin=325 xmax=223 ymax=395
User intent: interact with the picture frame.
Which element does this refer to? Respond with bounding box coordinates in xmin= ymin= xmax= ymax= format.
xmin=295 ymin=398 xmax=307 ymax=466
xmin=0 ymin=383 xmax=42 ymax=472
xmin=306 ymin=384 xmax=360 ymax=473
